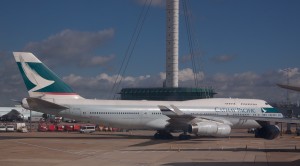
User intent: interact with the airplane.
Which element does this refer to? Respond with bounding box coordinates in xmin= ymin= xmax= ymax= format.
xmin=0 ymin=106 xmax=43 ymax=121
xmin=13 ymin=52 xmax=300 ymax=140
xmin=277 ymin=84 xmax=300 ymax=92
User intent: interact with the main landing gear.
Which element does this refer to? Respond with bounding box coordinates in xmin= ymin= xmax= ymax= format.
xmin=178 ymin=132 xmax=191 ymax=140
xmin=154 ymin=130 xmax=173 ymax=139
xmin=154 ymin=130 xmax=192 ymax=140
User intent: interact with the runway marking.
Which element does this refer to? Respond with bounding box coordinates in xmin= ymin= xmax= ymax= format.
xmin=11 ymin=140 xmax=89 ymax=156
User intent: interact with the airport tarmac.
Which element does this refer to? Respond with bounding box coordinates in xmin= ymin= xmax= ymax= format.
xmin=0 ymin=129 xmax=300 ymax=166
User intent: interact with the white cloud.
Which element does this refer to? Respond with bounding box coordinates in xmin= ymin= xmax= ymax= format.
xmin=213 ymin=73 xmax=230 ymax=82
xmin=279 ymin=68 xmax=299 ymax=77
xmin=62 ymin=74 xmax=83 ymax=85
xmin=159 ymin=68 xmax=205 ymax=83
xmin=178 ymin=68 xmax=205 ymax=82
xmin=62 ymin=72 xmax=158 ymax=99
xmin=209 ymin=70 xmax=292 ymax=102
xmin=278 ymin=68 xmax=300 ymax=87
xmin=233 ymin=72 xmax=260 ymax=85
xmin=23 ymin=29 xmax=115 ymax=67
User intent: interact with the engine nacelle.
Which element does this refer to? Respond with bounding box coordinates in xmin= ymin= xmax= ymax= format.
xmin=255 ymin=125 xmax=280 ymax=140
xmin=21 ymin=98 xmax=30 ymax=109
xmin=188 ymin=122 xmax=231 ymax=137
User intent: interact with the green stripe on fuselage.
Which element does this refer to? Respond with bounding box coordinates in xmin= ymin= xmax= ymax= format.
xmin=262 ymin=107 xmax=279 ymax=113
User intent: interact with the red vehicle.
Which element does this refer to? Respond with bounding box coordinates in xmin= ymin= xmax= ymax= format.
xmin=48 ymin=124 xmax=56 ymax=132
xmin=56 ymin=125 xmax=64 ymax=132
xmin=64 ymin=124 xmax=74 ymax=132
xmin=112 ymin=128 xmax=119 ymax=132
xmin=38 ymin=123 xmax=47 ymax=132
xmin=73 ymin=124 xmax=81 ymax=131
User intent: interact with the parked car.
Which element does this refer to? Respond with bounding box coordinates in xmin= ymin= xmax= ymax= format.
xmin=38 ymin=123 xmax=48 ymax=132
xmin=16 ymin=123 xmax=28 ymax=133
xmin=80 ymin=125 xmax=96 ymax=133
xmin=19 ymin=126 xmax=28 ymax=133
xmin=73 ymin=124 xmax=81 ymax=131
xmin=56 ymin=125 xmax=64 ymax=132
xmin=247 ymin=128 xmax=256 ymax=134
xmin=47 ymin=124 xmax=56 ymax=131
xmin=0 ymin=125 xmax=6 ymax=132
xmin=64 ymin=124 xmax=74 ymax=132
xmin=6 ymin=125 xmax=15 ymax=132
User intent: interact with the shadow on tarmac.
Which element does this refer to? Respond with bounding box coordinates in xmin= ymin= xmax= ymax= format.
xmin=126 ymin=147 xmax=300 ymax=153
xmin=0 ymin=132 xmax=153 ymax=140
xmin=161 ymin=160 xmax=300 ymax=166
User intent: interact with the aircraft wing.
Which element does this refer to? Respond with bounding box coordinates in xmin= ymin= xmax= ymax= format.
xmin=158 ymin=105 xmax=194 ymax=119
xmin=158 ymin=105 xmax=198 ymax=130
xmin=158 ymin=105 xmax=300 ymax=125
xmin=158 ymin=105 xmax=230 ymax=126
xmin=26 ymin=98 xmax=68 ymax=116
xmin=277 ymin=84 xmax=300 ymax=92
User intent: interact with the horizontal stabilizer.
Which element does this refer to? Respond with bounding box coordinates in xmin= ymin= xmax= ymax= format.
xmin=26 ymin=98 xmax=68 ymax=115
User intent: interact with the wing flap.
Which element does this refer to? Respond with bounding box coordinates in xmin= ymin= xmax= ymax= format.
xmin=158 ymin=105 xmax=195 ymax=119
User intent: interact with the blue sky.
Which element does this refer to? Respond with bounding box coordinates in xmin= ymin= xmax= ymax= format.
xmin=1 ymin=0 xmax=300 ymax=106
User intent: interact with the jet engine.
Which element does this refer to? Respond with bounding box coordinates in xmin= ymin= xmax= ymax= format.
xmin=21 ymin=98 xmax=30 ymax=109
xmin=255 ymin=125 xmax=280 ymax=140
xmin=188 ymin=122 xmax=231 ymax=137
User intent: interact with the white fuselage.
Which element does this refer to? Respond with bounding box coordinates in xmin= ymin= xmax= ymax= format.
xmin=42 ymin=96 xmax=283 ymax=130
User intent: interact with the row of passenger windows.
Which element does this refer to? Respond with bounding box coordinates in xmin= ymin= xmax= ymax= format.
xmin=225 ymin=103 xmax=236 ymax=105
xmin=84 ymin=111 xmax=279 ymax=116
xmin=190 ymin=112 xmax=217 ymax=115
xmin=152 ymin=112 xmax=162 ymax=115
xmin=89 ymin=112 xmax=139 ymax=115
xmin=225 ymin=103 xmax=258 ymax=106
xmin=241 ymin=103 xmax=257 ymax=106
xmin=88 ymin=112 xmax=163 ymax=115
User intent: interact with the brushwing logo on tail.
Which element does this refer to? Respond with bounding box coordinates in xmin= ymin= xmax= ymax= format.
xmin=20 ymin=57 xmax=54 ymax=92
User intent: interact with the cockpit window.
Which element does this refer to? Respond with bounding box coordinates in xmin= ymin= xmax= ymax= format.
xmin=265 ymin=102 xmax=269 ymax=105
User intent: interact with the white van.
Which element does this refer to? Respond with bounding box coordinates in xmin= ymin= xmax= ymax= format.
xmin=0 ymin=125 xmax=6 ymax=132
xmin=79 ymin=125 xmax=96 ymax=133
xmin=6 ymin=125 xmax=15 ymax=132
